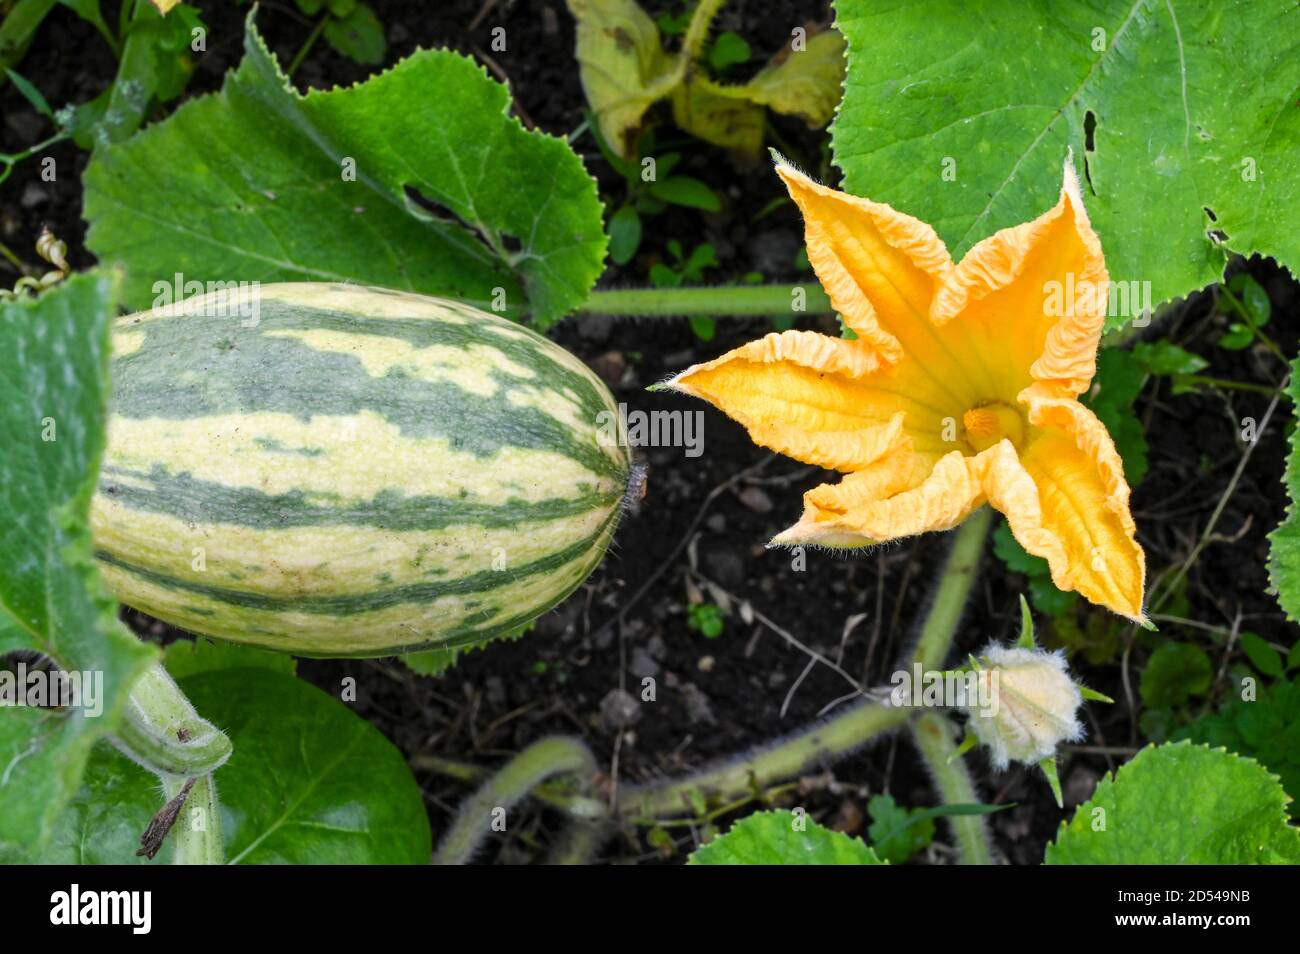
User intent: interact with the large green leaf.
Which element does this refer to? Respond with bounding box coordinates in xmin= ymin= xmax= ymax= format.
xmin=1045 ymin=742 xmax=1300 ymax=864
xmin=162 ymin=637 xmax=296 ymax=681
xmin=1174 ymin=677 xmax=1300 ymax=818
xmin=0 ymin=274 xmax=156 ymax=861
xmin=84 ymin=11 xmax=605 ymax=328
xmin=833 ymin=0 xmax=1300 ymax=323
xmin=1268 ymin=358 xmax=1300 ymax=620
xmin=689 ymin=809 xmax=884 ymax=865
xmin=39 ymin=667 xmax=431 ymax=863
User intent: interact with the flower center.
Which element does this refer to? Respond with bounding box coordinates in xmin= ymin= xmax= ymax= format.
xmin=962 ymin=401 xmax=1024 ymax=453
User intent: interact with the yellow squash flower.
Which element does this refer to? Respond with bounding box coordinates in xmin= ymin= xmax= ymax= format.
xmin=666 ymin=156 xmax=1146 ymax=621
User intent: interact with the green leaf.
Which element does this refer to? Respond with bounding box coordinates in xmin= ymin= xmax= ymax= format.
xmin=0 ymin=0 xmax=58 ymax=76
xmin=1267 ymin=359 xmax=1300 ymax=620
xmin=193 ymin=668 xmax=431 ymax=863
xmin=833 ymin=0 xmax=1300 ymax=327
xmin=1045 ymin=742 xmax=1300 ymax=864
xmin=1130 ymin=339 xmax=1207 ymax=377
xmin=707 ymin=32 xmax=750 ymax=72
xmin=689 ymin=809 xmax=884 ymax=865
xmin=1174 ymin=678 xmax=1300 ymax=817
xmin=608 ymin=204 xmax=642 ymax=265
xmin=398 ymin=647 xmax=459 ymax=676
xmin=93 ymin=2 xmax=204 ymax=145
xmin=688 ymin=315 xmax=717 ymax=342
xmin=866 ymin=793 xmax=934 ymax=864
xmin=32 ymin=740 xmax=170 ymax=864
xmin=1028 ymin=576 xmax=1079 ymax=619
xmin=323 ymin=2 xmax=385 ymax=66
xmin=992 ymin=519 xmax=1047 ymax=575
xmin=1083 ymin=348 xmax=1147 ymax=485
xmin=1239 ymin=632 xmax=1284 ymax=677
xmin=162 ymin=637 xmax=296 ymax=681
xmin=648 ymin=175 xmax=721 ymax=211
xmin=1218 ymin=323 xmax=1255 ymax=350
xmin=400 ymin=622 xmax=531 ymax=677
xmin=0 ymin=274 xmax=156 ymax=862
xmin=1140 ymin=642 xmax=1212 ymax=709
xmin=84 ymin=11 xmax=605 ymax=328
xmin=1228 ymin=273 xmax=1270 ymax=327
xmin=59 ymin=0 xmax=115 ymax=51
xmin=4 ymin=67 xmax=52 ymax=117
xmin=38 ymin=668 xmax=431 ymax=863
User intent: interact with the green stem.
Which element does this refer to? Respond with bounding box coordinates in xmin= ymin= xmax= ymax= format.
xmin=113 ymin=663 xmax=231 ymax=776
xmin=0 ymin=130 xmax=70 ymax=186
xmin=618 ymin=700 xmax=910 ymax=819
xmin=114 ymin=663 xmax=230 ymax=865
xmin=580 ymin=283 xmax=832 ymax=317
xmin=911 ymin=712 xmax=992 ymax=865
xmin=286 ymin=15 xmax=327 ymax=78
xmin=161 ymin=774 xmax=224 ymax=865
xmin=1218 ymin=284 xmax=1286 ymax=363
xmin=1178 ymin=374 xmax=1279 ymax=396
xmin=544 ymin=817 xmax=607 ymax=865
xmin=432 ymin=736 xmax=599 ymax=865
xmin=410 ymin=752 xmax=606 ymax=819
xmin=911 ymin=506 xmax=994 ymax=672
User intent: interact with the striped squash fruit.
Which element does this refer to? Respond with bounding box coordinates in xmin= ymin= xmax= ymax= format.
xmin=90 ymin=283 xmax=630 ymax=657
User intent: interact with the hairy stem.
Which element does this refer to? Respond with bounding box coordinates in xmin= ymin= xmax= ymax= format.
xmin=911 ymin=712 xmax=992 ymax=865
xmin=682 ymin=0 xmax=728 ymax=62
xmin=911 ymin=506 xmax=994 ymax=672
xmin=112 ymin=663 xmax=232 ymax=776
xmin=432 ymin=736 xmax=599 ymax=865
xmin=161 ymin=773 xmax=224 ymax=865
xmin=113 ymin=663 xmax=230 ymax=865
xmin=410 ymin=753 xmax=606 ymax=819
xmin=618 ymin=699 xmax=910 ymax=819
xmin=579 ymin=283 xmax=833 ymax=317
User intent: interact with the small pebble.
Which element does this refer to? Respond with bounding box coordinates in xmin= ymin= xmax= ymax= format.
xmin=599 ymin=688 xmax=641 ymax=730
xmin=680 ymin=682 xmax=716 ymax=725
xmin=629 ymin=646 xmax=659 ymax=679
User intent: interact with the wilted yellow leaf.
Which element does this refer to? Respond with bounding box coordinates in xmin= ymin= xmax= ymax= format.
xmin=150 ymin=0 xmax=180 ymax=13
xmin=566 ymin=0 xmax=844 ymax=158
xmin=743 ymin=28 xmax=846 ymax=128
xmin=566 ymin=0 xmax=683 ymax=158
xmin=669 ymin=80 xmax=764 ymax=155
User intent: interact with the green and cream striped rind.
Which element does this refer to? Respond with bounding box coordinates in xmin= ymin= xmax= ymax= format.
xmin=90 ymin=283 xmax=630 ymax=657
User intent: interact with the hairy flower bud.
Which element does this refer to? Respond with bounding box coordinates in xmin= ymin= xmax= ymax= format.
xmin=962 ymin=645 xmax=1083 ymax=769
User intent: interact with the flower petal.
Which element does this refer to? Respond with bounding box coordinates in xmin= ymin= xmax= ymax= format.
xmin=774 ymin=159 xmax=955 ymax=365
xmin=932 ymin=155 xmax=1109 ymax=399
xmin=982 ymin=392 xmax=1146 ymax=621
xmin=668 ymin=330 xmax=967 ymax=471
xmin=772 ymin=448 xmax=983 ymax=547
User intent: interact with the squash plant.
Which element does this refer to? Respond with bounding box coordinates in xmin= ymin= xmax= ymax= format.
xmin=3 ymin=0 xmax=1300 ymax=866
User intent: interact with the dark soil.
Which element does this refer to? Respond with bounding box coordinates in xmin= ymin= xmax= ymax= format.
xmin=4 ymin=0 xmax=1297 ymax=865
